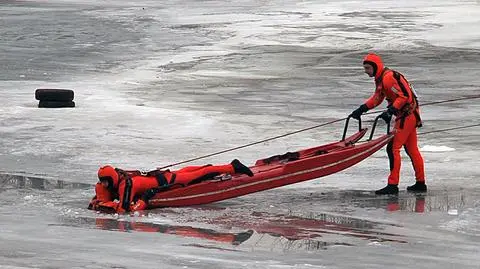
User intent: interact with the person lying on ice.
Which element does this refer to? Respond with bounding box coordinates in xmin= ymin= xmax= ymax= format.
xmin=88 ymin=159 xmax=254 ymax=213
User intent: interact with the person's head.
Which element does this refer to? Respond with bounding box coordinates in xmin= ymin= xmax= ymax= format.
xmin=363 ymin=53 xmax=384 ymax=78
xmin=97 ymin=165 xmax=119 ymax=191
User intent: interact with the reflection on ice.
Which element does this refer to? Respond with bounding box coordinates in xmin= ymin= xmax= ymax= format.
xmin=53 ymin=216 xmax=254 ymax=246
xmin=56 ymin=208 xmax=407 ymax=252
xmin=306 ymin=189 xmax=469 ymax=214
xmin=206 ymin=210 xmax=409 ymax=249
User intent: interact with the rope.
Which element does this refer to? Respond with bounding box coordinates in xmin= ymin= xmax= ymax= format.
xmin=158 ymin=118 xmax=344 ymax=169
xmin=364 ymin=94 xmax=480 ymax=116
xmin=158 ymin=94 xmax=480 ymax=169
xmin=355 ymin=122 xmax=480 ymax=143
xmin=418 ymin=123 xmax=480 ymax=135
xmin=420 ymin=94 xmax=480 ymax=107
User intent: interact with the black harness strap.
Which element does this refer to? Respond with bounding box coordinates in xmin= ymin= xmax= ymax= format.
xmin=169 ymin=173 xmax=176 ymax=185
xmin=113 ymin=168 xmax=135 ymax=212
xmin=413 ymin=110 xmax=422 ymax=127
xmin=155 ymin=172 xmax=169 ymax=187
xmin=392 ymin=70 xmax=422 ymax=129
xmin=121 ymin=177 xmax=133 ymax=212
xmin=145 ymin=169 xmax=173 ymax=187
xmin=393 ymin=71 xmax=410 ymax=99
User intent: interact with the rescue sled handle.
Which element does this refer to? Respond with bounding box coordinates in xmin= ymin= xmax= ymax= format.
xmin=368 ymin=114 xmax=391 ymax=141
xmin=343 ymin=115 xmax=391 ymax=142
xmin=341 ymin=116 xmax=362 ymax=141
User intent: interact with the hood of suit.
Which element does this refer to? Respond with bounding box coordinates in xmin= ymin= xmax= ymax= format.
xmin=98 ymin=165 xmax=119 ymax=190
xmin=363 ymin=53 xmax=384 ymax=79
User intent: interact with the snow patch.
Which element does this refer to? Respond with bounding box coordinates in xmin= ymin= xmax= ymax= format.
xmin=421 ymin=145 xmax=455 ymax=152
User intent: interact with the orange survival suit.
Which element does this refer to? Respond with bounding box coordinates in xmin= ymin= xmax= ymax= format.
xmin=88 ymin=159 xmax=253 ymax=213
xmin=353 ymin=53 xmax=425 ymax=189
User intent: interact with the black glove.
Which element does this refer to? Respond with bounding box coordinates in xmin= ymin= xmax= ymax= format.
xmin=379 ymin=106 xmax=398 ymax=123
xmin=142 ymin=188 xmax=160 ymax=202
xmin=387 ymin=105 xmax=398 ymax=115
xmin=379 ymin=110 xmax=392 ymax=123
xmin=350 ymin=104 xmax=368 ymax=120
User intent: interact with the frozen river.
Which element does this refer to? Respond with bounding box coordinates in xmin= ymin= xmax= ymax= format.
xmin=1 ymin=0 xmax=479 ymax=268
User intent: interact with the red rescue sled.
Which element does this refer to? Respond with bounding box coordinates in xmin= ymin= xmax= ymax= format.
xmin=148 ymin=116 xmax=393 ymax=208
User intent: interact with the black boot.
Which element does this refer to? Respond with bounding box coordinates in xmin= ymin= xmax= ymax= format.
xmin=407 ymin=181 xmax=427 ymax=192
xmin=233 ymin=230 xmax=254 ymax=245
xmin=375 ymin=184 xmax=399 ymax=195
xmin=231 ymin=159 xmax=254 ymax=177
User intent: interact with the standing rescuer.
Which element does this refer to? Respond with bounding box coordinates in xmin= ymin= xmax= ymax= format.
xmin=350 ymin=53 xmax=427 ymax=195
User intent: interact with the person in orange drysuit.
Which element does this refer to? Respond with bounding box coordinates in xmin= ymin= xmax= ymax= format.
xmin=88 ymin=159 xmax=254 ymax=213
xmin=349 ymin=53 xmax=426 ymax=195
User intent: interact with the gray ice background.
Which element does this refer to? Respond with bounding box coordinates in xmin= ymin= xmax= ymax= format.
xmin=1 ymin=0 xmax=479 ymax=268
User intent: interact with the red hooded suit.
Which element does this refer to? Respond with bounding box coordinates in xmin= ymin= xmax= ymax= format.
xmin=362 ymin=53 xmax=425 ymax=185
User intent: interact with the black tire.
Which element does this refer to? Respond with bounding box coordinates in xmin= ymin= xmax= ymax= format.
xmin=38 ymin=100 xmax=75 ymax=108
xmin=35 ymin=89 xmax=74 ymax=102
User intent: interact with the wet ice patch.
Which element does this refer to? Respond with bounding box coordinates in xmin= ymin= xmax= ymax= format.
xmin=23 ymin=195 xmax=34 ymax=201
xmin=367 ymin=241 xmax=384 ymax=246
xmin=441 ymin=205 xmax=480 ymax=236
xmin=421 ymin=145 xmax=455 ymax=152
xmin=447 ymin=209 xmax=459 ymax=216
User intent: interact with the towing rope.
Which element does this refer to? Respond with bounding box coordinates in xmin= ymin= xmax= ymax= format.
xmin=158 ymin=95 xmax=480 ymax=169
xmin=418 ymin=123 xmax=480 ymax=135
